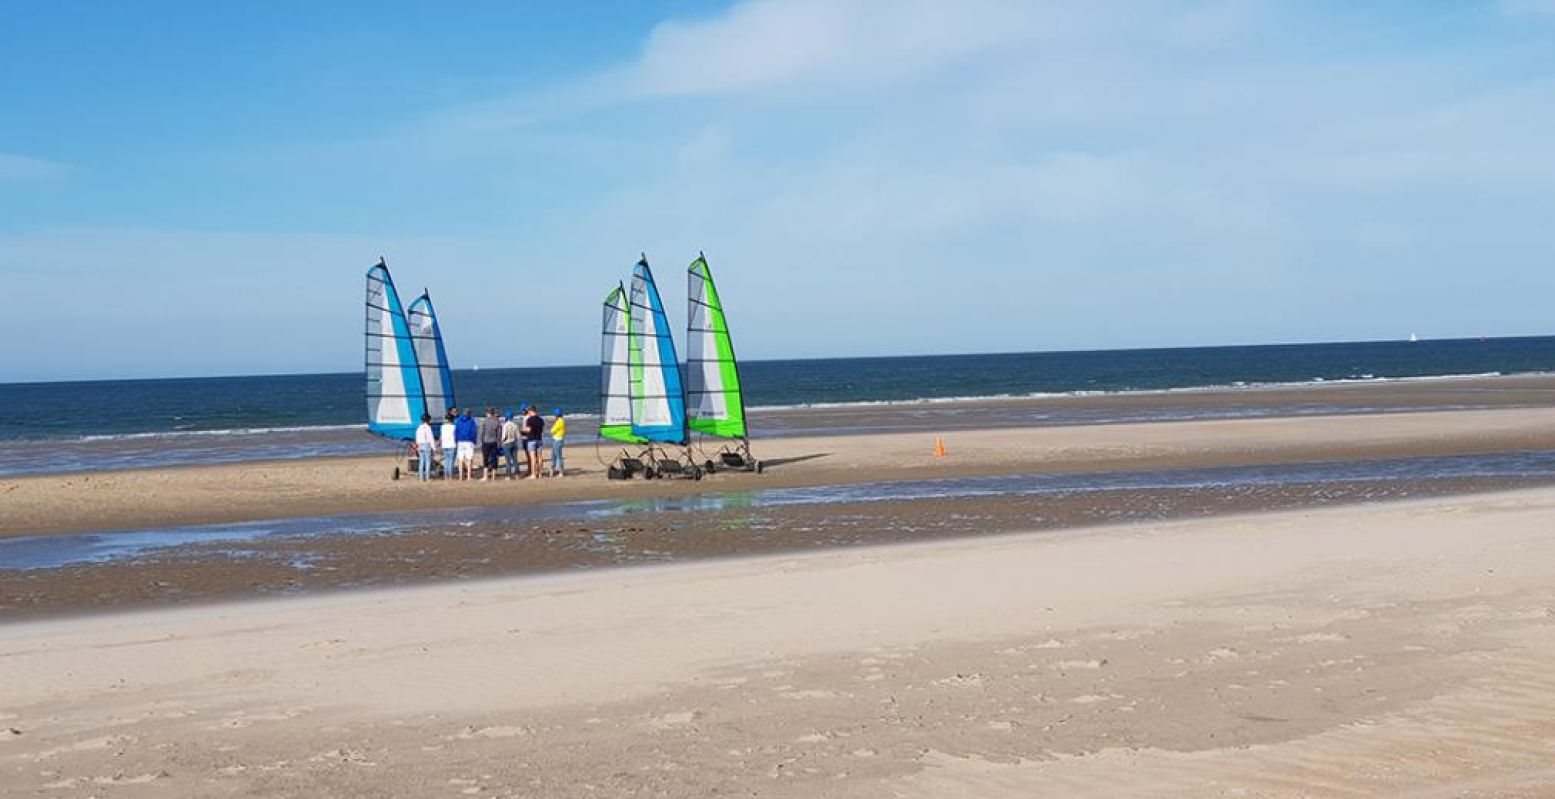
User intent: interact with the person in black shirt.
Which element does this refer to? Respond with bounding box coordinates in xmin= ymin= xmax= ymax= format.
xmin=522 ymin=405 xmax=545 ymax=480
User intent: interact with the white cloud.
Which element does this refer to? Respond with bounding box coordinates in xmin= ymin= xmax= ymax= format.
xmin=631 ymin=0 xmax=1034 ymax=96
xmin=13 ymin=0 xmax=1555 ymax=376
xmin=0 ymin=153 xmax=66 ymax=182
xmin=623 ymin=0 xmax=1263 ymax=99
xmin=403 ymin=0 xmax=1554 ymax=352
xmin=1499 ymin=0 xmax=1555 ymax=18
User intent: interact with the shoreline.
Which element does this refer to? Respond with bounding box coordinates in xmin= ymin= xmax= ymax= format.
xmin=6 ymin=404 xmax=1555 ymax=537
xmin=7 ymin=487 xmax=1555 ymax=795
xmin=5 ymin=371 xmax=1555 ymax=480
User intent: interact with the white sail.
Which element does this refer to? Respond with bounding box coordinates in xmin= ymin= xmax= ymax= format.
xmin=407 ymin=291 xmax=455 ymax=420
xmin=685 ymin=254 xmax=747 ymax=440
xmin=365 ymin=261 xmax=426 ymax=440
xmin=628 ymin=258 xmax=688 ymax=444
xmin=600 ymin=283 xmax=640 ymax=443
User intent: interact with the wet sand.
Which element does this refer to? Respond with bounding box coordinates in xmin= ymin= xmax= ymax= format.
xmin=6 ymin=474 xmax=1551 ymax=620
xmin=7 ymin=404 xmax=1555 ymax=537
xmin=6 ymin=488 xmax=1555 ymax=796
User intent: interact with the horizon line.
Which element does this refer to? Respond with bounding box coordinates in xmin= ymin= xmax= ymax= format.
xmin=2 ymin=333 xmax=1551 ymax=388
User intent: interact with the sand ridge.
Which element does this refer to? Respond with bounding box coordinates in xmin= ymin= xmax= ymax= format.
xmin=6 ymin=488 xmax=1555 ymax=795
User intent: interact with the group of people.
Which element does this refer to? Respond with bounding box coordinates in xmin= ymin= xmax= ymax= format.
xmin=412 ymin=405 xmax=566 ymax=482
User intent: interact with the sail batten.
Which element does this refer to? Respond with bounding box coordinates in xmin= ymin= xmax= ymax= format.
xmin=685 ymin=254 xmax=748 ymax=440
xmin=627 ymin=258 xmax=689 ymax=445
xmin=365 ymin=261 xmax=427 ymax=441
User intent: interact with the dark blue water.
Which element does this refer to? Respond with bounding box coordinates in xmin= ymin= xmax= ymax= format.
xmin=0 ymin=337 xmax=1550 ymax=477
xmin=4 ymin=337 xmax=1553 ymax=443
xmin=5 ymin=449 xmax=1554 ymax=570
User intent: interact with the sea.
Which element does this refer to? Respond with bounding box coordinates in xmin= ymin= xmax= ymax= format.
xmin=1 ymin=336 xmax=1552 ymax=478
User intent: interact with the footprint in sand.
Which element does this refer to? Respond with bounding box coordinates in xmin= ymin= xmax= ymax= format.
xmin=1053 ymin=659 xmax=1107 ymax=670
xmin=782 ymin=689 xmax=837 ymax=700
xmin=649 ymin=711 xmax=702 ymax=730
xmin=34 ymin=735 xmax=133 ymax=760
xmin=1281 ymin=632 xmax=1349 ymax=644
xmin=1202 ymin=647 xmax=1240 ymax=663
xmin=449 ymin=725 xmax=532 ymax=740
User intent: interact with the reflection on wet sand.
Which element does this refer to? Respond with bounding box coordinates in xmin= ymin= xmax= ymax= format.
xmin=6 ymin=449 xmax=1555 ymax=619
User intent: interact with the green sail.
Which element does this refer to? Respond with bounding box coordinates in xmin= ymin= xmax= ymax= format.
xmin=600 ymin=283 xmax=646 ymax=444
xmin=685 ymin=254 xmax=748 ymax=440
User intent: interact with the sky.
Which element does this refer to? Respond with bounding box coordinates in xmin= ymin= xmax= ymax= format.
xmin=3 ymin=0 xmax=1555 ymax=382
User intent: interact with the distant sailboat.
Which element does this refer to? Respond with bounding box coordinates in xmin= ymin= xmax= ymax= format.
xmin=1409 ymin=332 xmax=1420 ymax=343
xmin=406 ymin=290 xmax=456 ymax=420
xmin=686 ymin=253 xmax=761 ymax=473
xmin=364 ymin=259 xmax=427 ymax=441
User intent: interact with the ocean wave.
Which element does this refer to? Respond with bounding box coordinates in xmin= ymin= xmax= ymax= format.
xmin=38 ymin=424 xmax=368 ymax=445
xmin=744 ymin=370 xmax=1535 ymax=412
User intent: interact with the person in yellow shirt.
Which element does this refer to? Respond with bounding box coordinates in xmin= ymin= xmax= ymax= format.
xmin=549 ymin=408 xmax=567 ymax=478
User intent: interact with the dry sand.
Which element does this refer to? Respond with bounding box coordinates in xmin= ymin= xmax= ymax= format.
xmin=7 ymin=405 xmax=1555 ymax=537
xmin=5 ymin=487 xmax=1555 ymax=796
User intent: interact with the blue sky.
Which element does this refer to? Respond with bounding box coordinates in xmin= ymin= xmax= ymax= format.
xmin=3 ymin=0 xmax=1555 ymax=381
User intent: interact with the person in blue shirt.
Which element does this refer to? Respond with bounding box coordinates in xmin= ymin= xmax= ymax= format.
xmin=454 ymin=409 xmax=479 ymax=481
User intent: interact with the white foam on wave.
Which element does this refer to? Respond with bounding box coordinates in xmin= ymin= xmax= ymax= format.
xmin=745 ymin=370 xmax=1534 ymax=413
xmin=68 ymin=423 xmax=367 ymax=444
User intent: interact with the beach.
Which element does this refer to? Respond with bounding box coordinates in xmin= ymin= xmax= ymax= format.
xmin=6 ymin=383 xmax=1555 ymax=794
xmin=10 ymin=1 xmax=1555 ymax=792
xmin=6 ymin=485 xmax=1555 ymax=796
xmin=8 ymin=394 xmax=1555 ymax=538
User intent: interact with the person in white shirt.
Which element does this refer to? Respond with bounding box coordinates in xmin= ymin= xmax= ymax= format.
xmin=440 ymin=409 xmax=459 ymax=481
xmin=414 ymin=413 xmax=436 ymax=481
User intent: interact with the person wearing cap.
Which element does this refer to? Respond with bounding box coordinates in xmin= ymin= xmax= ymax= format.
xmin=500 ymin=410 xmax=521 ymax=479
xmin=549 ymin=408 xmax=567 ymax=477
xmin=521 ymin=405 xmax=545 ymax=480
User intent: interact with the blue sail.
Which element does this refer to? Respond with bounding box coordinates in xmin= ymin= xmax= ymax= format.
xmin=407 ymin=290 xmax=456 ymax=421
xmin=365 ymin=261 xmax=427 ymax=441
xmin=627 ymin=258 xmax=689 ymax=445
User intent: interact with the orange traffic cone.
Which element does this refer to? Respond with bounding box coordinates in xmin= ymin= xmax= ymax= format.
xmin=934 ymin=437 xmax=947 ymax=457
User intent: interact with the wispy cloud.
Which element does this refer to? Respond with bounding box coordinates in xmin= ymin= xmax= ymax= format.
xmin=10 ymin=0 xmax=1555 ymax=377
xmin=1499 ymin=0 xmax=1555 ymax=18
xmin=622 ymin=0 xmax=1261 ymax=99
xmin=0 ymin=153 xmax=67 ymax=182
